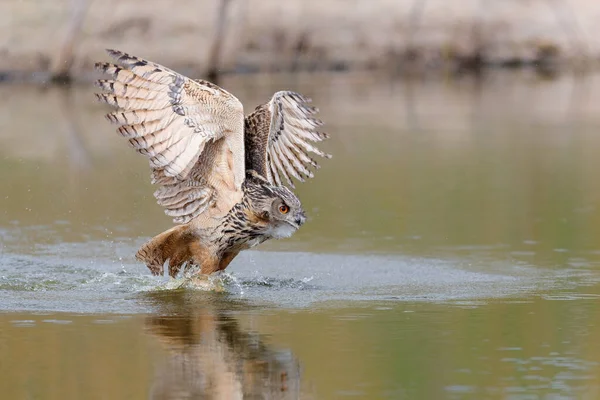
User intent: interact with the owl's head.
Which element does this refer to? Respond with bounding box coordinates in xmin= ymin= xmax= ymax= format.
xmin=245 ymin=172 xmax=306 ymax=239
xmin=264 ymin=185 xmax=306 ymax=238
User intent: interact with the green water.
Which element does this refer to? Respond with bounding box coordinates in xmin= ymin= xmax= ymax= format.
xmin=1 ymin=71 xmax=600 ymax=399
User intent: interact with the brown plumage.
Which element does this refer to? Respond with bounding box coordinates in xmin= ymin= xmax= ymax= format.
xmin=94 ymin=49 xmax=330 ymax=277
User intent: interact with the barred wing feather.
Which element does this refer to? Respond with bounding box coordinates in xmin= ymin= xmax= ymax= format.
xmin=244 ymin=91 xmax=331 ymax=188
xmin=94 ymin=49 xmax=245 ymax=224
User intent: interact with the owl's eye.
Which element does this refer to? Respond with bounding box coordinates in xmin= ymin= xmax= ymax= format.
xmin=278 ymin=204 xmax=290 ymax=214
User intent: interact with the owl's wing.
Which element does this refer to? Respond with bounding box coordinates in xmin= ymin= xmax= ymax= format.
xmin=95 ymin=49 xmax=245 ymax=224
xmin=244 ymin=91 xmax=331 ymax=188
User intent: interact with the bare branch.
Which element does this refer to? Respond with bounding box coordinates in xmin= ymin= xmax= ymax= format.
xmin=207 ymin=0 xmax=233 ymax=83
xmin=50 ymin=0 xmax=91 ymax=83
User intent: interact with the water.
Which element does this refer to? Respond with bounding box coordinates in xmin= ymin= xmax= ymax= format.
xmin=1 ymin=71 xmax=600 ymax=398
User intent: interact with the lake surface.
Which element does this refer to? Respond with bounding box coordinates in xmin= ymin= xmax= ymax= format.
xmin=1 ymin=71 xmax=600 ymax=399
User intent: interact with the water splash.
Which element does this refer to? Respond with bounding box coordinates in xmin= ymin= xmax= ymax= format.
xmin=2 ymin=240 xmax=600 ymax=313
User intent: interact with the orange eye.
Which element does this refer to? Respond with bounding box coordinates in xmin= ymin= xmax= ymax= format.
xmin=279 ymin=204 xmax=290 ymax=214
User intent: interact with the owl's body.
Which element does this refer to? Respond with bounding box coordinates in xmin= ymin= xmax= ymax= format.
xmin=136 ymin=171 xmax=304 ymax=276
xmin=95 ymin=50 xmax=329 ymax=277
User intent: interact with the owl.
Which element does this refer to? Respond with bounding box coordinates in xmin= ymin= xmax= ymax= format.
xmin=95 ymin=50 xmax=330 ymax=277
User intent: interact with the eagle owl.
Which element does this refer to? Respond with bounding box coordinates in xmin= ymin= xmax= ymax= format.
xmin=94 ymin=50 xmax=330 ymax=277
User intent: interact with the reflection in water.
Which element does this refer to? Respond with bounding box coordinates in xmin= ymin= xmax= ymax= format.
xmin=4 ymin=72 xmax=600 ymax=260
xmin=57 ymin=87 xmax=92 ymax=172
xmin=143 ymin=291 xmax=301 ymax=399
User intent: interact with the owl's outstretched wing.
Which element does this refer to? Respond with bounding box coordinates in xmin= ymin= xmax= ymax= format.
xmin=95 ymin=49 xmax=245 ymax=224
xmin=244 ymin=91 xmax=331 ymax=188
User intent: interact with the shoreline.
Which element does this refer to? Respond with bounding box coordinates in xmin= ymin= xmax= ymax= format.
xmin=4 ymin=0 xmax=600 ymax=83
xmin=0 ymin=56 xmax=594 ymax=86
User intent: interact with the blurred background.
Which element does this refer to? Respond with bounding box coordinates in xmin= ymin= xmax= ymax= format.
xmin=3 ymin=1 xmax=600 ymax=399
xmin=2 ymin=0 xmax=600 ymax=81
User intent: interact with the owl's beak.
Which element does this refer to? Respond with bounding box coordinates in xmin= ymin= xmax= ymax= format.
xmin=295 ymin=211 xmax=306 ymax=227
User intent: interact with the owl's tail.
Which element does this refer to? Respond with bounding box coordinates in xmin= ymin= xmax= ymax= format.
xmin=136 ymin=225 xmax=194 ymax=278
